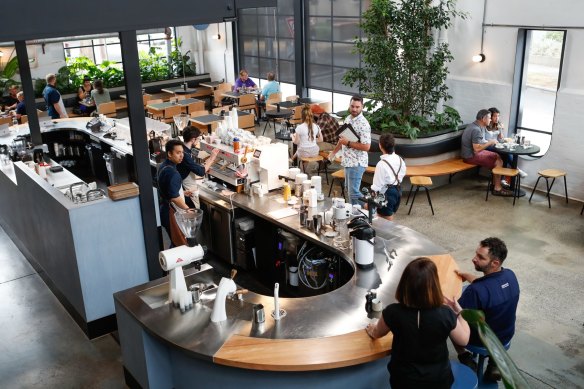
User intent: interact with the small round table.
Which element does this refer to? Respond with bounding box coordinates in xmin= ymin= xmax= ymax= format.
xmin=263 ymin=108 xmax=293 ymax=135
xmin=494 ymin=143 xmax=540 ymax=196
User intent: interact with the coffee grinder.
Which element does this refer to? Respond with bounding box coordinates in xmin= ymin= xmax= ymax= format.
xmin=158 ymin=209 xmax=206 ymax=312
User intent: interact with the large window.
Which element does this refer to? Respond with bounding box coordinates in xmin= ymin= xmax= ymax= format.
xmin=305 ymin=0 xmax=370 ymax=96
xmin=514 ymin=30 xmax=566 ymax=155
xmin=238 ymin=1 xmax=295 ymax=85
xmin=63 ymin=30 xmax=173 ymax=65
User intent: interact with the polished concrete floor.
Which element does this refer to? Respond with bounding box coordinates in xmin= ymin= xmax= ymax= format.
xmin=1 ymin=166 xmax=583 ymax=388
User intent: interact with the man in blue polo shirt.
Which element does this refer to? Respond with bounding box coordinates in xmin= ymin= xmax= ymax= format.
xmin=454 ymin=237 xmax=520 ymax=382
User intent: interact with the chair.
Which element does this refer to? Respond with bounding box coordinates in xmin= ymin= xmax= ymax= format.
xmin=0 ymin=117 xmax=11 ymax=126
xmin=288 ymin=106 xmax=303 ymax=128
xmin=161 ymin=105 xmax=182 ymax=124
xmin=142 ymin=94 xmax=152 ymax=107
xmin=237 ymin=93 xmax=257 ymax=117
xmin=212 ymin=106 xmax=232 ymax=115
xmin=97 ymin=102 xmax=117 ymax=118
xmin=299 ymin=155 xmax=329 ymax=184
xmin=266 ymin=92 xmax=282 ymax=104
xmin=216 ymin=82 xmax=232 ymax=92
xmin=237 ymin=110 xmax=256 ymax=132
xmin=316 ymin=101 xmax=332 ymax=113
xmin=466 ymin=342 xmax=510 ymax=384
xmin=186 ymin=100 xmax=205 ymax=114
xmin=213 ymin=89 xmax=229 ymax=108
xmin=406 ymin=176 xmax=434 ymax=215
xmin=328 ymin=169 xmax=346 ymax=198
xmin=528 ymin=169 xmax=568 ymax=208
xmin=486 ymin=167 xmax=520 ymax=206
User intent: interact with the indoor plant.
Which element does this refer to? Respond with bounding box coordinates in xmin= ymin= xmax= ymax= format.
xmin=343 ymin=0 xmax=465 ymax=139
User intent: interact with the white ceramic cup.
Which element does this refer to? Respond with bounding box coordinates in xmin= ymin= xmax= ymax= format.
xmin=371 ymin=298 xmax=383 ymax=312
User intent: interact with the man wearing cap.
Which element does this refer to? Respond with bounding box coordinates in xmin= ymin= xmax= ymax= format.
xmin=311 ymin=104 xmax=339 ymax=152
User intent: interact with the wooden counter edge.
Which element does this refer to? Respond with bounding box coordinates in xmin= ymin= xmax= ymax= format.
xmin=213 ymin=254 xmax=460 ymax=372
xmin=213 ymin=330 xmax=393 ymax=371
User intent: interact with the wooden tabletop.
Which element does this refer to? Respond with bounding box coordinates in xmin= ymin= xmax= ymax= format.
xmin=200 ymin=81 xmax=222 ymax=89
xmin=213 ymin=254 xmax=461 ymax=371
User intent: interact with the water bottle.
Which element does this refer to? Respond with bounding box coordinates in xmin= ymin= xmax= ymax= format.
xmin=12 ymin=116 xmax=18 ymax=127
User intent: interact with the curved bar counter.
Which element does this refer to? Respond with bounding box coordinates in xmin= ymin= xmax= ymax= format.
xmin=114 ymin=186 xmax=462 ymax=388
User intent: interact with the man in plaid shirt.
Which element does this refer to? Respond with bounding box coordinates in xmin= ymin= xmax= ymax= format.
xmin=312 ymin=104 xmax=339 ymax=144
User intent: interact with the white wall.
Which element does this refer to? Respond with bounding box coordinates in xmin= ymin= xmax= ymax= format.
xmin=448 ymin=0 xmax=584 ymax=201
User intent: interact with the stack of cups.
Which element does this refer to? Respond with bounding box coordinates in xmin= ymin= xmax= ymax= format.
xmin=295 ymin=173 xmax=307 ymax=197
xmin=311 ymin=176 xmax=322 ymax=199
xmin=302 ymin=180 xmax=312 ymax=194
xmin=289 ymin=167 xmax=300 ymax=180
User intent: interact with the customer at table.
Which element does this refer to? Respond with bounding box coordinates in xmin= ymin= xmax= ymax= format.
xmin=485 ymin=107 xmax=527 ymax=181
xmin=366 ymin=257 xmax=470 ymax=389
xmin=233 ymin=69 xmax=257 ymax=92
xmin=77 ymin=76 xmax=95 ymax=115
xmin=291 ymin=104 xmax=323 ymax=167
xmin=312 ymin=104 xmax=339 ymax=147
xmin=43 ymin=73 xmax=68 ymax=119
xmin=12 ymin=91 xmax=26 ymax=121
xmin=370 ymin=134 xmax=406 ymax=221
xmin=327 ymin=95 xmax=371 ymax=205
xmin=461 ymin=109 xmax=510 ymax=196
xmin=91 ymin=79 xmax=111 ymax=109
xmin=3 ymin=85 xmax=19 ymax=110
xmin=454 ymin=237 xmax=520 ymax=382
xmin=178 ymin=126 xmax=220 ymax=208
xmin=258 ymin=72 xmax=280 ymax=119
xmin=157 ymin=140 xmax=194 ymax=247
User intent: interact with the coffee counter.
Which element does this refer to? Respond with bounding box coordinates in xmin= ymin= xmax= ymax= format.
xmin=114 ymin=185 xmax=462 ymax=388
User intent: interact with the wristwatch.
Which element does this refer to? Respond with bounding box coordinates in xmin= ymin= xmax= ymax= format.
xmin=347 ymin=141 xmax=351 ymax=148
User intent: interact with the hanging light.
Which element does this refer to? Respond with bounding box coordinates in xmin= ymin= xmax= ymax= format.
xmin=212 ymin=24 xmax=221 ymax=40
xmin=472 ymin=53 xmax=486 ymax=63
xmin=472 ymin=0 xmax=488 ymax=63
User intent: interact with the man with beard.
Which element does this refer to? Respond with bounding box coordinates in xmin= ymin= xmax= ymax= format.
xmin=454 ymin=237 xmax=520 ymax=382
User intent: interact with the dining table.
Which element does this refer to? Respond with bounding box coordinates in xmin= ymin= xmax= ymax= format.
xmin=147 ymin=98 xmax=204 ymax=115
xmin=200 ymin=81 xmax=224 ymax=89
xmin=190 ymin=114 xmax=224 ymax=134
xmin=494 ymin=142 xmax=541 ymax=196
xmin=263 ymin=108 xmax=293 ymax=135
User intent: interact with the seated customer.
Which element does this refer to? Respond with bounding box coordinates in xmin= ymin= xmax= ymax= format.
xmin=485 ymin=107 xmax=527 ymax=180
xmin=312 ymin=104 xmax=339 ymax=152
xmin=3 ymin=85 xmax=19 ymax=110
xmin=260 ymin=72 xmax=280 ymax=101
xmin=366 ymin=257 xmax=470 ymax=388
xmin=455 ymin=237 xmax=520 ymax=382
xmin=91 ymin=79 xmax=112 ymax=109
xmin=13 ymin=91 xmax=26 ymax=121
xmin=233 ymin=69 xmax=256 ymax=92
xmin=370 ymin=134 xmax=406 ymax=221
xmin=77 ymin=76 xmax=95 ymax=115
xmin=291 ymin=104 xmax=323 ymax=167
xmin=461 ymin=109 xmax=511 ymax=196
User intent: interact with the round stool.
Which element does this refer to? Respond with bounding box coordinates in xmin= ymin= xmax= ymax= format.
xmin=466 ymin=341 xmax=511 ymax=383
xmin=406 ymin=176 xmax=434 ymax=215
xmin=486 ymin=167 xmax=520 ymax=206
xmin=529 ymin=169 xmax=568 ymax=208
xmin=451 ymin=361 xmax=478 ymax=389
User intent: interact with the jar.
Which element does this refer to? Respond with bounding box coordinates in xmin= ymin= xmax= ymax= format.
xmin=233 ymin=137 xmax=240 ymax=153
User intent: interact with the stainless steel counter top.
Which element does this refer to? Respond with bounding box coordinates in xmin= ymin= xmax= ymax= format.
xmin=115 ymin=183 xmax=447 ymax=362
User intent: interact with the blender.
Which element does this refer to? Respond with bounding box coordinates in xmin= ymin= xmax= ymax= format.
xmin=158 ymin=209 xmax=206 ymax=312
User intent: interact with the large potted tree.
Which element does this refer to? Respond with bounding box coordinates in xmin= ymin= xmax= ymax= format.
xmin=343 ymin=0 xmax=465 ymax=147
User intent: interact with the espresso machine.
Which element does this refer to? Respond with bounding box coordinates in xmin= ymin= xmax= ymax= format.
xmin=246 ymin=142 xmax=289 ymax=192
xmin=158 ymin=208 xmax=206 ymax=312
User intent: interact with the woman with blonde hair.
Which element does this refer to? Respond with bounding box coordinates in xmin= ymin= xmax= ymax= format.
xmin=291 ymin=104 xmax=323 ymax=166
xmin=366 ymin=257 xmax=470 ymax=388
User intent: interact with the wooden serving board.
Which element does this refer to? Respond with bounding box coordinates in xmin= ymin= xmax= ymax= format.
xmin=108 ymin=182 xmax=139 ymax=200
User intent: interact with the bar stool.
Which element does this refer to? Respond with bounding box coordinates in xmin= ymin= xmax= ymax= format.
xmin=450 ymin=361 xmax=479 ymax=389
xmin=528 ymin=169 xmax=568 ymax=208
xmin=486 ymin=167 xmax=520 ymax=206
xmin=327 ymin=169 xmax=345 ymax=198
xmin=406 ymin=176 xmax=434 ymax=215
xmin=299 ymin=155 xmax=329 ymax=184
xmin=466 ymin=342 xmax=511 ymax=384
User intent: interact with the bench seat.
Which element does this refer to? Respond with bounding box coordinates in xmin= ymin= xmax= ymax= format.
xmin=405 ymin=158 xmax=476 ymax=178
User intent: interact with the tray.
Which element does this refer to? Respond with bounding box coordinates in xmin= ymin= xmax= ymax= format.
xmin=108 ymin=182 xmax=139 ymax=200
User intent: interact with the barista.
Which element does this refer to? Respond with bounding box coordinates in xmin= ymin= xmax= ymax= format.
xmin=178 ymin=126 xmax=220 ymax=208
xmin=158 ymin=140 xmax=193 ymax=246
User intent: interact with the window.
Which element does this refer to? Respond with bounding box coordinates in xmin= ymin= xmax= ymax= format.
xmin=306 ymin=0 xmax=371 ymax=105
xmin=237 ymin=1 xmax=295 ymax=85
xmin=63 ymin=30 xmax=173 ymax=65
xmin=513 ymin=30 xmax=566 ymax=156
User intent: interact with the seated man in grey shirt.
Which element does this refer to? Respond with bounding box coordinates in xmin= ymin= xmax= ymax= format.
xmin=461 ymin=109 xmax=510 ymax=196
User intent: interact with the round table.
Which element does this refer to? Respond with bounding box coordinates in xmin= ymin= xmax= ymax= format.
xmin=494 ymin=143 xmax=540 ymax=196
xmin=263 ymin=108 xmax=293 ymax=135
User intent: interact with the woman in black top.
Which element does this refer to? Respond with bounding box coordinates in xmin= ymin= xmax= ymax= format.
xmin=366 ymin=257 xmax=470 ymax=388
xmin=77 ymin=76 xmax=95 ymax=114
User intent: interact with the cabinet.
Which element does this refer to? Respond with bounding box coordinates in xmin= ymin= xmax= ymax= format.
xmin=199 ymin=196 xmax=242 ymax=265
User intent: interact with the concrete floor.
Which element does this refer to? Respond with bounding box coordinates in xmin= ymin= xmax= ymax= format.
xmin=1 ymin=159 xmax=583 ymax=388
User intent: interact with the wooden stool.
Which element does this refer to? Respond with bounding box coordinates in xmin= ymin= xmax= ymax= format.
xmin=406 ymin=176 xmax=434 ymax=215
xmin=529 ymin=169 xmax=568 ymax=208
xmin=327 ymin=169 xmax=345 ymax=198
xmin=300 ymin=155 xmax=329 ymax=184
xmin=486 ymin=167 xmax=520 ymax=206
xmin=466 ymin=342 xmax=510 ymax=384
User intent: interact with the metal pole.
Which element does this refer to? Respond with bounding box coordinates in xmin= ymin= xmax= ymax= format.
xmin=15 ymin=41 xmax=42 ymax=145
